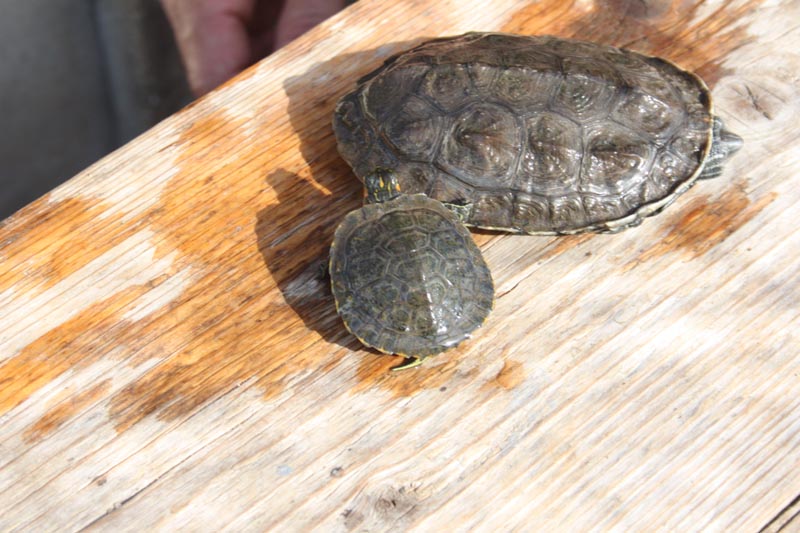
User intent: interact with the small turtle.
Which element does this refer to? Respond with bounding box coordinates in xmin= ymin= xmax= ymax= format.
xmin=333 ymin=32 xmax=743 ymax=234
xmin=329 ymin=169 xmax=494 ymax=369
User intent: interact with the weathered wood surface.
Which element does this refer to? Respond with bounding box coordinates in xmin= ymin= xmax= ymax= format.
xmin=1 ymin=0 xmax=799 ymax=530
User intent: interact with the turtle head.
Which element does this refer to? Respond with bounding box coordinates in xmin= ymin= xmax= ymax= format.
xmin=698 ymin=117 xmax=744 ymax=179
xmin=365 ymin=168 xmax=402 ymax=204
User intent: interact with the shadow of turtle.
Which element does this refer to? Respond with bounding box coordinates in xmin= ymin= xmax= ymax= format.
xmin=254 ymin=40 xmax=426 ymax=353
xmin=255 ymin=169 xmax=358 ymax=351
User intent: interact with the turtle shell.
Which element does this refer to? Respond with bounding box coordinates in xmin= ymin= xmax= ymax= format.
xmin=333 ymin=32 xmax=714 ymax=234
xmin=329 ymin=193 xmax=494 ymax=358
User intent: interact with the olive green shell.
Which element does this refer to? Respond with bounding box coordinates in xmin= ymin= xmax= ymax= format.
xmin=333 ymin=32 xmax=714 ymax=234
xmin=329 ymin=194 xmax=493 ymax=357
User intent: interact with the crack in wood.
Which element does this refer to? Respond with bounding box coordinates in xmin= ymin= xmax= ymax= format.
xmin=496 ymin=278 xmax=524 ymax=299
xmin=745 ymin=84 xmax=775 ymax=120
xmin=760 ymin=492 xmax=800 ymax=533
xmin=78 ymin=475 xmax=163 ymax=532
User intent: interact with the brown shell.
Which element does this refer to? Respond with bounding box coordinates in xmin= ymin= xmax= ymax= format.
xmin=333 ymin=32 xmax=714 ymax=234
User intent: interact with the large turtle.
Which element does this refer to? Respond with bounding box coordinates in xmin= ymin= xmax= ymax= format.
xmin=333 ymin=32 xmax=743 ymax=234
xmin=330 ymin=169 xmax=494 ymax=369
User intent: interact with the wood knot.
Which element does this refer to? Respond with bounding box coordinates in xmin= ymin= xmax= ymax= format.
xmin=374 ymin=483 xmax=422 ymax=518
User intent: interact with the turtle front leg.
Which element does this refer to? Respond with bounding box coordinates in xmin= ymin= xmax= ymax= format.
xmin=698 ymin=117 xmax=743 ymax=179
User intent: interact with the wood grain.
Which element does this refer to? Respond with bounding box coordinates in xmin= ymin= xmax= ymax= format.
xmin=1 ymin=0 xmax=799 ymax=530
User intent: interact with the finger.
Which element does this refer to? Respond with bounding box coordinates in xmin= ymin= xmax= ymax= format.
xmin=274 ymin=0 xmax=346 ymax=49
xmin=247 ymin=0 xmax=286 ymax=61
xmin=162 ymin=0 xmax=257 ymax=96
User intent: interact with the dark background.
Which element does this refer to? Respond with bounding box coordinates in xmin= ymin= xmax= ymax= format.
xmin=0 ymin=0 xmax=192 ymax=220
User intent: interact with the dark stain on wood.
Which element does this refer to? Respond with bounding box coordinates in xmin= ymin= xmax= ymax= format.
xmin=104 ymin=49 xmax=425 ymax=430
xmin=23 ymin=380 xmax=111 ymax=443
xmin=0 ymin=197 xmax=131 ymax=292
xmin=99 ymin=110 xmax=324 ymax=428
xmin=0 ymin=284 xmax=153 ymax=418
xmin=504 ymin=0 xmax=762 ymax=86
xmin=632 ymin=184 xmax=777 ymax=264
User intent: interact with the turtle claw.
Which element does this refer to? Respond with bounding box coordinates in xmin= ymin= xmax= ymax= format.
xmin=317 ymin=259 xmax=330 ymax=281
xmin=391 ymin=356 xmax=424 ymax=371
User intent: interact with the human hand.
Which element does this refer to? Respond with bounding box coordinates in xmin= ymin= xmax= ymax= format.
xmin=162 ymin=0 xmax=346 ymax=96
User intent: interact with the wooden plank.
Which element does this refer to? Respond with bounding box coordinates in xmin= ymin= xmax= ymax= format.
xmin=1 ymin=0 xmax=799 ymax=530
